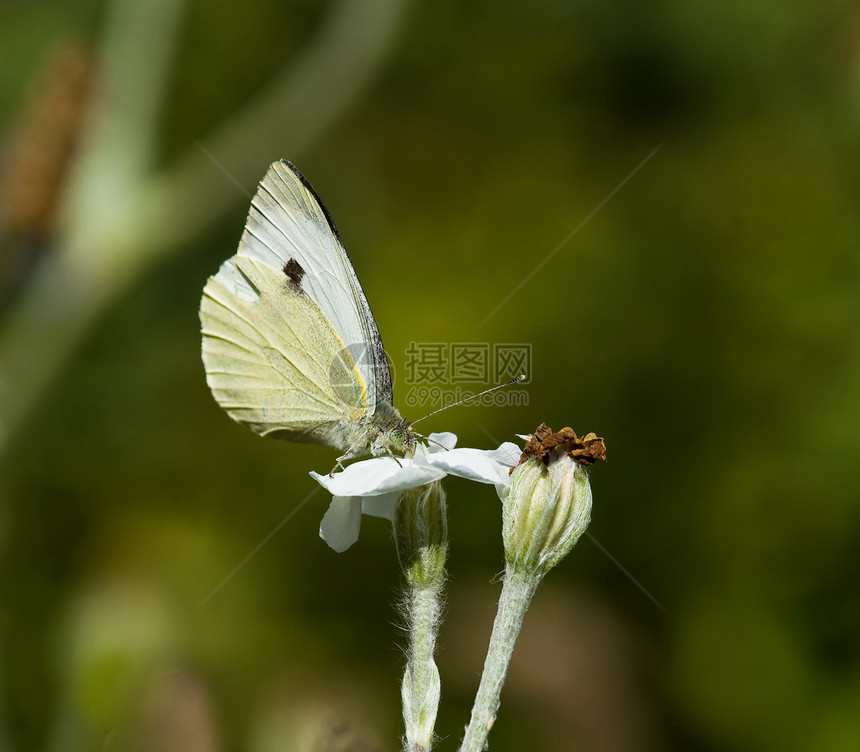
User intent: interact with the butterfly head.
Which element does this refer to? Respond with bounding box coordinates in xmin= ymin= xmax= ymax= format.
xmin=385 ymin=422 xmax=418 ymax=457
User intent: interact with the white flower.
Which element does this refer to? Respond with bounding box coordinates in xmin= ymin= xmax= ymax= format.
xmin=311 ymin=432 xmax=521 ymax=552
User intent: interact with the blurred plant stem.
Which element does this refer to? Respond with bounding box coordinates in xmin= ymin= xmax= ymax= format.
xmin=0 ymin=0 xmax=406 ymax=457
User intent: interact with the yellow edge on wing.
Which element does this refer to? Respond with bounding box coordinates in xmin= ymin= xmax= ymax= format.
xmin=330 ymin=325 xmax=368 ymax=415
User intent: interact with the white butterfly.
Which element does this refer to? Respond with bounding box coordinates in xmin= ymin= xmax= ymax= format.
xmin=199 ymin=160 xmax=413 ymax=467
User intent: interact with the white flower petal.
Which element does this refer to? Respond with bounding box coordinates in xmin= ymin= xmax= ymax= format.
xmin=311 ymin=457 xmax=445 ymax=497
xmin=426 ymin=432 xmax=458 ymax=452
xmin=361 ymin=492 xmax=400 ymax=520
xmin=419 ymin=442 xmax=521 ymax=485
xmin=319 ymin=496 xmax=362 ymax=552
xmin=420 ymin=449 xmax=504 ymax=484
xmin=487 ymin=441 xmax=522 ymax=467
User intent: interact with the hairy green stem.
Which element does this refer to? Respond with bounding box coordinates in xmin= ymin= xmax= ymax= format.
xmin=459 ymin=565 xmax=540 ymax=752
xmin=394 ymin=482 xmax=447 ymax=752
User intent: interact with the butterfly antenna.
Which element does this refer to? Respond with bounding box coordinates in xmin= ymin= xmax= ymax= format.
xmin=409 ymin=375 xmax=526 ymax=427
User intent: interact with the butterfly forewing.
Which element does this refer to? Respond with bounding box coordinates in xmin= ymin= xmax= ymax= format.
xmin=227 ymin=160 xmax=393 ymax=413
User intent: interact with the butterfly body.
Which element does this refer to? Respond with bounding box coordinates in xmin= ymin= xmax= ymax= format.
xmin=200 ymin=160 xmax=413 ymax=464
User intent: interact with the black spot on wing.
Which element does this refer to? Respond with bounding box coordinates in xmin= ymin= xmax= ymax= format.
xmin=283 ymin=257 xmax=305 ymax=285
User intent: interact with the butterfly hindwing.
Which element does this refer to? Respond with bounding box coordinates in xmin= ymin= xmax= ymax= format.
xmin=201 ymin=256 xmax=367 ymax=447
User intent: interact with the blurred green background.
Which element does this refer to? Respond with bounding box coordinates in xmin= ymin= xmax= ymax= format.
xmin=2 ymin=0 xmax=859 ymax=750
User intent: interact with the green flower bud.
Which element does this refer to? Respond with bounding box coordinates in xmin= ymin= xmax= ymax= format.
xmin=461 ymin=425 xmax=606 ymax=752
xmin=503 ymin=424 xmax=606 ymax=575
xmin=393 ymin=480 xmax=448 ymax=589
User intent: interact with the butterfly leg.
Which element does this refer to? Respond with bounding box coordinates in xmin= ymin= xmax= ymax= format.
xmin=329 ymin=454 xmax=349 ymax=477
xmin=384 ymin=447 xmax=403 ymax=467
